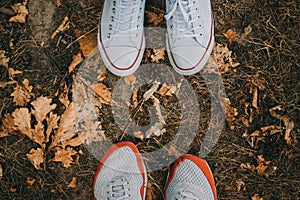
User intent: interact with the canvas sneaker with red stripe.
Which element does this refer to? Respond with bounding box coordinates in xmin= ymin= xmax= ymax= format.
xmin=98 ymin=0 xmax=146 ymax=76
xmin=164 ymin=154 xmax=217 ymax=200
xmin=165 ymin=0 xmax=214 ymax=75
xmin=93 ymin=142 xmax=147 ymax=200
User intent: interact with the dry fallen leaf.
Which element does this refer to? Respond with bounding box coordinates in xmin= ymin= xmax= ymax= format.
xmin=9 ymin=0 xmax=28 ymax=23
xmin=12 ymin=108 xmax=33 ymax=140
xmin=53 ymin=147 xmax=77 ymax=168
xmin=79 ymin=121 xmax=106 ymax=145
xmin=134 ymin=131 xmax=144 ymax=140
xmin=252 ymin=194 xmax=263 ymax=200
xmin=213 ymin=43 xmax=240 ymax=74
xmin=0 ymin=50 xmax=10 ymax=68
xmin=238 ymin=25 xmax=253 ymax=45
xmin=8 ymin=68 xmax=22 ymax=79
xmin=124 ymin=74 xmax=137 ymax=85
xmin=143 ymin=81 xmax=160 ymax=101
xmin=11 ymin=79 xmax=33 ymax=106
xmin=26 ymin=177 xmax=35 ymax=186
xmin=145 ymin=11 xmax=164 ymax=26
xmin=91 ymin=83 xmax=111 ymax=105
xmin=77 ymin=32 xmax=98 ymax=57
xmin=269 ymin=105 xmax=296 ymax=145
xmin=0 ymin=164 xmax=3 ymax=180
xmin=240 ymin=163 xmax=256 ymax=171
xmin=46 ymin=112 xmax=60 ymax=143
xmin=151 ymin=48 xmax=165 ymax=63
xmin=68 ymin=177 xmax=77 ymax=188
xmin=69 ymin=52 xmax=83 ymax=73
xmin=0 ymin=114 xmax=15 ymax=138
xmin=97 ymin=65 xmax=107 ymax=81
xmin=221 ymin=98 xmax=238 ymax=130
xmin=31 ymin=96 xmax=56 ymax=123
xmin=145 ymin=122 xmax=166 ymax=138
xmin=51 ymin=16 xmax=69 ymax=40
xmin=50 ymin=103 xmax=80 ymax=149
xmin=224 ymin=29 xmax=237 ymax=44
xmin=167 ymin=144 xmax=181 ymax=158
xmin=56 ymin=0 xmax=62 ymax=7
xmin=236 ymin=179 xmax=246 ymax=192
xmin=151 ymin=96 xmax=166 ymax=126
xmin=156 ymin=83 xmax=181 ymax=97
xmin=256 ymin=155 xmax=277 ymax=176
xmin=27 ymin=148 xmax=44 ymax=170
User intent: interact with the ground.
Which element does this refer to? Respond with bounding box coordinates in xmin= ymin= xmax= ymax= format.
xmin=0 ymin=0 xmax=299 ymax=199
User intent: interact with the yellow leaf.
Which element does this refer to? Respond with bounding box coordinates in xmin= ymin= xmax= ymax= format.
xmin=91 ymin=83 xmax=111 ymax=105
xmin=68 ymin=52 xmax=83 ymax=73
xmin=27 ymin=148 xmax=44 ymax=170
xmin=12 ymin=108 xmax=33 ymax=140
xmin=68 ymin=177 xmax=77 ymax=189
xmin=0 ymin=50 xmax=10 ymax=68
xmin=31 ymin=96 xmax=56 ymax=122
xmin=224 ymin=29 xmax=237 ymax=44
xmin=53 ymin=147 xmax=77 ymax=168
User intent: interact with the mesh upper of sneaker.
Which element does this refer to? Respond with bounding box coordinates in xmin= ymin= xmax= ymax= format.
xmin=94 ymin=146 xmax=145 ymax=200
xmin=165 ymin=159 xmax=215 ymax=200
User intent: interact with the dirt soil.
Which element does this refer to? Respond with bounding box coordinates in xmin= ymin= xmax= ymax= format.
xmin=0 ymin=0 xmax=299 ymax=199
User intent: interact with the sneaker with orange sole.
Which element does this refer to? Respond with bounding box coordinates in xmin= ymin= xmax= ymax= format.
xmin=93 ymin=142 xmax=147 ymax=200
xmin=164 ymin=154 xmax=217 ymax=200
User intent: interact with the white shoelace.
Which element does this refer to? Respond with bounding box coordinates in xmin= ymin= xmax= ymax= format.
xmin=109 ymin=0 xmax=141 ymax=38
xmin=108 ymin=177 xmax=130 ymax=200
xmin=165 ymin=0 xmax=202 ymax=39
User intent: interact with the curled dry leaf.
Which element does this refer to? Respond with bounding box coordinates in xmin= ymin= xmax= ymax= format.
xmin=11 ymin=79 xmax=33 ymax=106
xmin=51 ymin=16 xmax=69 ymax=40
xmin=151 ymin=48 xmax=165 ymax=63
xmin=53 ymin=147 xmax=77 ymax=168
xmin=224 ymin=29 xmax=237 ymax=44
xmin=68 ymin=177 xmax=77 ymax=189
xmin=9 ymin=0 xmax=28 ymax=23
xmin=269 ymin=105 xmax=296 ymax=145
xmin=0 ymin=50 xmax=10 ymax=68
xmin=27 ymin=148 xmax=44 ymax=170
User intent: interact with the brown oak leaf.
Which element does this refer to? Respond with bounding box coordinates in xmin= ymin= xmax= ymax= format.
xmin=27 ymin=148 xmax=44 ymax=170
xmin=11 ymin=79 xmax=33 ymax=106
xmin=53 ymin=147 xmax=77 ymax=168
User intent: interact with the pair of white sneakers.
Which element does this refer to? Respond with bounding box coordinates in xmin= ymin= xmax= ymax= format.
xmin=98 ymin=0 xmax=214 ymax=76
xmin=93 ymin=142 xmax=217 ymax=200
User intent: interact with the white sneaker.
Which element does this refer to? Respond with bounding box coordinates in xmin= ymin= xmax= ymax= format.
xmin=98 ymin=0 xmax=146 ymax=76
xmin=93 ymin=142 xmax=147 ymax=200
xmin=165 ymin=0 xmax=214 ymax=75
xmin=164 ymin=154 xmax=217 ymax=200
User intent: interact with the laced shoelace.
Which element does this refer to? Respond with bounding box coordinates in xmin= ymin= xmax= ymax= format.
xmin=108 ymin=0 xmax=141 ymax=39
xmin=107 ymin=177 xmax=130 ymax=200
xmin=176 ymin=191 xmax=200 ymax=200
xmin=165 ymin=0 xmax=202 ymax=39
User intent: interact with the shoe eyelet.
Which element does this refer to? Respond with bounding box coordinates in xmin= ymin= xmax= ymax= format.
xmin=110 ymin=16 xmax=114 ymax=21
xmin=113 ymin=1 xmax=116 ymax=6
xmin=112 ymin=8 xmax=115 ymax=13
xmin=107 ymin=33 xmax=111 ymax=38
xmin=109 ymin=24 xmax=112 ymax=30
xmin=196 ymin=7 xmax=198 ymax=11
xmin=200 ymin=33 xmax=203 ymax=36
xmin=198 ymin=16 xmax=200 ymax=19
xmin=193 ymin=1 xmax=195 ymax=4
